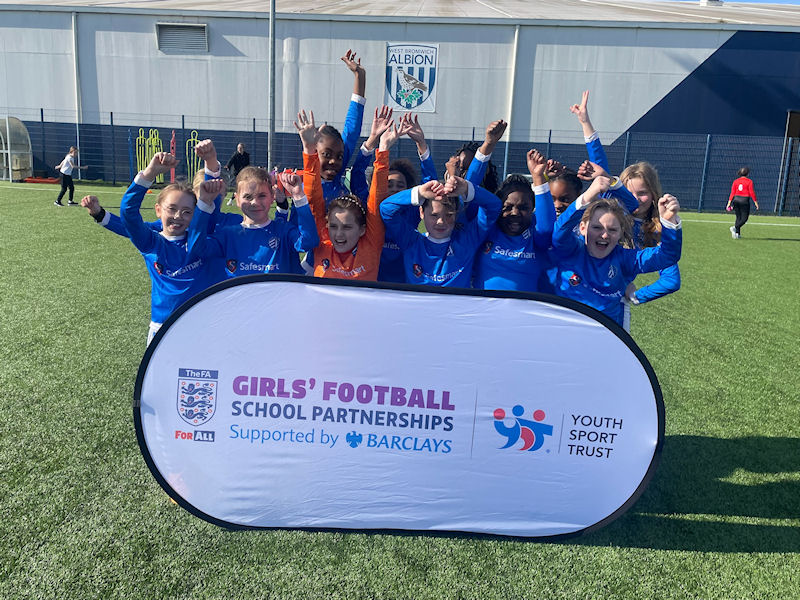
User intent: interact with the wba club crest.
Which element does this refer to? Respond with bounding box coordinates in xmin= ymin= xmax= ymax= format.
xmin=177 ymin=368 xmax=218 ymax=426
xmin=385 ymin=43 xmax=438 ymax=112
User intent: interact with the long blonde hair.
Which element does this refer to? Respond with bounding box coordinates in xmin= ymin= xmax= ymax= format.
xmin=620 ymin=162 xmax=661 ymax=248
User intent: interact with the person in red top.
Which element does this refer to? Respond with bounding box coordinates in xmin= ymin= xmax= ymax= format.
xmin=727 ymin=167 xmax=759 ymax=239
xmin=296 ymin=106 xmax=398 ymax=281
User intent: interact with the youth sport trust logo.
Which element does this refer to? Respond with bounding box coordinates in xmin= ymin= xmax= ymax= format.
xmin=493 ymin=405 xmax=553 ymax=452
xmin=177 ymin=368 xmax=218 ymax=426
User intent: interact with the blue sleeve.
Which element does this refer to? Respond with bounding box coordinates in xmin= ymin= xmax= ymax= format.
xmin=628 ymin=223 xmax=682 ymax=275
xmin=607 ymin=181 xmax=639 ymax=214
xmin=532 ymin=184 xmax=556 ymax=249
xmin=102 ymin=213 xmax=160 ymax=238
xmin=120 ymin=180 xmax=159 ymax=254
xmin=461 ymin=184 xmax=502 ymax=249
xmin=102 ymin=212 xmax=132 ymax=237
xmin=186 ymin=203 xmax=224 ymax=259
xmin=204 ymin=170 xmax=227 ymax=233
xmin=463 ymin=155 xmax=490 ymax=222
xmin=586 ymin=135 xmax=610 ymax=173
xmin=348 ymin=148 xmax=370 ymax=203
xmin=341 ymin=99 xmax=365 ymax=169
xmin=420 ymin=153 xmax=437 ymax=184
xmin=551 ymin=200 xmax=585 ymax=257
xmin=288 ymin=203 xmax=320 ymax=252
xmin=635 ymin=263 xmax=681 ymax=303
xmin=380 ymin=189 xmax=418 ymax=251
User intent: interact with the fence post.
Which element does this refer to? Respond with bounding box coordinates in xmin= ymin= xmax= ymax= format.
xmin=623 ymin=131 xmax=631 ymax=168
xmin=181 ymin=115 xmax=186 ymax=178
xmin=127 ymin=128 xmax=135 ymax=181
xmin=252 ymin=117 xmax=257 ymax=167
xmin=778 ymin=137 xmax=792 ymax=216
xmin=698 ymin=134 xmax=712 ymax=212
xmin=546 ymin=129 xmax=551 ymax=161
xmin=110 ymin=111 xmax=116 ymax=185
xmin=40 ymin=108 xmax=46 ymax=176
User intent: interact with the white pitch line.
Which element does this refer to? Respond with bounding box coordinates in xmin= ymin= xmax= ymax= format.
xmin=682 ymin=218 xmax=800 ymax=228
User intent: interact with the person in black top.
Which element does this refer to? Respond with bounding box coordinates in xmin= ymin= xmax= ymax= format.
xmin=225 ymin=143 xmax=250 ymax=205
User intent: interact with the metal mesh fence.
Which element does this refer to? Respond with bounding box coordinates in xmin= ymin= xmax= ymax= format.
xmin=5 ymin=108 xmax=799 ymax=215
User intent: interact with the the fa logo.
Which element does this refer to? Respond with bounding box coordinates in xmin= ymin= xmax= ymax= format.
xmin=385 ymin=44 xmax=438 ymax=112
xmin=226 ymin=259 xmax=237 ymax=273
xmin=569 ymin=272 xmax=581 ymax=286
xmin=483 ymin=241 xmax=492 ymax=254
xmin=268 ymin=237 xmax=279 ymax=250
xmin=321 ymin=258 xmax=330 ymax=270
xmin=154 ymin=262 xmax=164 ymax=275
xmin=608 ymin=265 xmax=618 ymax=279
xmin=177 ymin=368 xmax=218 ymax=427
xmin=412 ymin=263 xmax=423 ymax=278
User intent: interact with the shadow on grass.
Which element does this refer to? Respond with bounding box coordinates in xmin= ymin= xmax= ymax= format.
xmin=579 ymin=435 xmax=800 ymax=552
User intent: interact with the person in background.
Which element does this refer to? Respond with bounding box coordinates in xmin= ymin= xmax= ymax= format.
xmin=225 ymin=142 xmax=251 ymax=206
xmin=54 ymin=146 xmax=87 ymax=206
xmin=727 ymin=167 xmax=759 ymax=239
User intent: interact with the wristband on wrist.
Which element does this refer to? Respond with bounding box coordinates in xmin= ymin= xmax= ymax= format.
xmin=92 ymin=207 xmax=106 ymax=223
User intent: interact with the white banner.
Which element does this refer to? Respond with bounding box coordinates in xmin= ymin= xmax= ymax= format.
xmin=135 ymin=277 xmax=663 ymax=538
xmin=384 ymin=43 xmax=438 ymax=113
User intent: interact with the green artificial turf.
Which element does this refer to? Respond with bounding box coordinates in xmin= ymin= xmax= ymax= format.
xmin=1 ymin=182 xmax=798 ymax=599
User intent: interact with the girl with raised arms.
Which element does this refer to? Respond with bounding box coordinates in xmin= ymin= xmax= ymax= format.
xmin=297 ymin=105 xmax=399 ymax=281
xmin=379 ymin=162 xmax=501 ymax=288
xmin=472 ymin=149 xmax=556 ymax=292
xmin=570 ymin=89 xmax=681 ymax=310
xmin=550 ymin=174 xmax=682 ymax=327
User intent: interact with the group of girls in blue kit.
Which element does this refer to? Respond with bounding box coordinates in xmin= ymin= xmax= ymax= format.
xmin=85 ymin=58 xmax=681 ymax=340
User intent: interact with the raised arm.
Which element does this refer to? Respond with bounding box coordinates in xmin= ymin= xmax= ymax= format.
xmin=570 ymin=90 xmax=611 ymax=173
xmin=363 ymin=122 xmax=398 ymax=249
xmin=280 ymin=171 xmax=320 ymax=252
xmin=400 ymin=113 xmax=437 ymax=183
xmin=352 ymin=105 xmax=394 ymax=204
xmin=339 ymin=49 xmax=367 ymax=166
xmin=296 ymin=110 xmax=327 ymax=242
xmin=466 ymin=119 xmax=507 ymax=188
xmin=527 ymin=149 xmax=556 ymax=248
xmin=552 ymin=176 xmax=611 ymax=257
xmin=630 ymin=194 xmax=682 ymax=274
xmin=120 ymin=152 xmax=177 ymax=254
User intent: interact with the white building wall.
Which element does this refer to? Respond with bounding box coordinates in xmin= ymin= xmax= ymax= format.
xmin=0 ymin=8 xmax=735 ymax=143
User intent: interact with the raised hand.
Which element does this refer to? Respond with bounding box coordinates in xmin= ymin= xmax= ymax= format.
xmin=586 ymin=175 xmax=611 ymax=201
xmin=577 ymin=160 xmax=609 ymax=181
xmin=365 ymin=105 xmax=394 ymax=151
xmin=546 ymin=159 xmax=566 ymax=179
xmin=658 ymin=194 xmax=680 ymax=223
xmin=444 ymin=156 xmax=459 ymax=181
xmin=569 ymin=90 xmax=590 ymax=123
xmin=418 ymin=180 xmax=444 ymax=202
xmin=293 ymin=110 xmax=318 ymax=154
xmin=570 ymin=90 xmax=596 ymax=137
xmin=341 ymin=49 xmax=366 ymax=97
xmin=279 ymin=171 xmax=304 ymax=199
xmin=485 ymin=120 xmax=508 ymax=146
xmin=198 ymin=179 xmax=226 ymax=204
xmin=341 ymin=49 xmax=364 ymax=76
xmin=479 ymin=119 xmax=508 ymax=156
xmin=143 ymin=152 xmax=178 ymax=179
xmin=526 ymin=149 xmax=547 ymax=179
xmin=379 ymin=122 xmax=400 ymax=152
xmin=194 ymin=139 xmax=216 ymax=163
xmin=443 ymin=175 xmax=468 ymax=198
xmin=80 ymin=194 xmax=101 ymax=217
